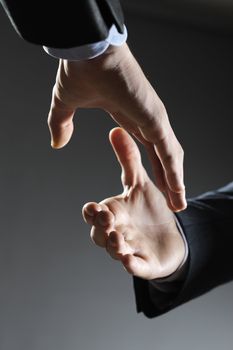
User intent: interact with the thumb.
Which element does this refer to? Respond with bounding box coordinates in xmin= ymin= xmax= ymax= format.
xmin=109 ymin=127 xmax=145 ymax=187
xmin=47 ymin=89 xmax=75 ymax=149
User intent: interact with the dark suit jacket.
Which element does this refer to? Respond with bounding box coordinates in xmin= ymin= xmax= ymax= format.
xmin=0 ymin=0 xmax=124 ymax=47
xmin=134 ymin=182 xmax=233 ymax=318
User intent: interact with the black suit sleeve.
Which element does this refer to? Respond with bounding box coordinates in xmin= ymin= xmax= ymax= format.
xmin=133 ymin=182 xmax=233 ymax=318
xmin=0 ymin=0 xmax=124 ymax=48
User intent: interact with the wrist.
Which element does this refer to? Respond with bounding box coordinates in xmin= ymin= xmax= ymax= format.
xmin=157 ymin=220 xmax=186 ymax=279
xmin=87 ymin=42 xmax=130 ymax=70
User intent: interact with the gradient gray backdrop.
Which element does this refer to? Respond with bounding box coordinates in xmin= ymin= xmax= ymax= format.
xmin=0 ymin=1 xmax=233 ymax=349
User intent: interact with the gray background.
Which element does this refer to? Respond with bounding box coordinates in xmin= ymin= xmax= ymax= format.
xmin=0 ymin=1 xmax=233 ymax=349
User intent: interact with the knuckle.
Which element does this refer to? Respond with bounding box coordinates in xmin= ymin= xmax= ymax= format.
xmin=156 ymin=101 xmax=167 ymax=120
xmin=142 ymin=102 xmax=167 ymax=130
xmin=140 ymin=116 xmax=155 ymax=133
xmin=177 ymin=143 xmax=184 ymax=159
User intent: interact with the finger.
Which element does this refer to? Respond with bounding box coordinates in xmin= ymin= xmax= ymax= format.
xmin=154 ymin=132 xmax=186 ymax=211
xmin=144 ymin=142 xmax=186 ymax=211
xmin=153 ymin=128 xmax=185 ymax=194
xmin=82 ymin=202 xmax=102 ymax=225
xmin=152 ymin=130 xmax=185 ymax=196
xmin=48 ymin=88 xmax=75 ymax=149
xmin=167 ymin=188 xmax=187 ymax=212
xmin=109 ymin=127 xmax=145 ymax=187
xmin=106 ymin=231 xmax=128 ymax=260
xmin=95 ymin=210 xmax=114 ymax=228
xmin=164 ymin=188 xmax=177 ymax=212
xmin=144 ymin=142 xmax=166 ymax=192
xmin=138 ymin=111 xmax=186 ymax=210
xmin=121 ymin=254 xmax=152 ymax=279
xmin=90 ymin=209 xmax=115 ymax=247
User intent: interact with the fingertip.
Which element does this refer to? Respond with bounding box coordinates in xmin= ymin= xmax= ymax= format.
xmin=173 ymin=200 xmax=187 ymax=212
xmin=170 ymin=190 xmax=187 ymax=212
xmin=83 ymin=202 xmax=101 ymax=217
xmin=49 ymin=125 xmax=74 ymax=150
xmin=50 ymin=141 xmax=65 ymax=149
xmin=109 ymin=127 xmax=124 ymax=142
xmin=48 ymin=108 xmax=75 ymax=150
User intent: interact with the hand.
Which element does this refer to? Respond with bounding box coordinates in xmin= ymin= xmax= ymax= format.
xmin=82 ymin=128 xmax=185 ymax=280
xmin=48 ymin=43 xmax=186 ymax=211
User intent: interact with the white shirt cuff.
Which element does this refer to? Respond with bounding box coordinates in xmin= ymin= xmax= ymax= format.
xmin=43 ymin=24 xmax=128 ymax=61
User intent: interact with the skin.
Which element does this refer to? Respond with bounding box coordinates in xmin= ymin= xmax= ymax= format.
xmin=48 ymin=43 xmax=186 ymax=212
xmin=82 ymin=128 xmax=185 ymax=280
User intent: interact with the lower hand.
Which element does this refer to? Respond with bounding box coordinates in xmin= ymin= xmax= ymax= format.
xmin=48 ymin=43 xmax=186 ymax=211
xmin=82 ymin=128 xmax=185 ymax=280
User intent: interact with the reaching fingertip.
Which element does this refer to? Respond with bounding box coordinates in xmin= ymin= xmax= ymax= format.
xmin=109 ymin=127 xmax=124 ymax=143
xmin=83 ymin=202 xmax=101 ymax=217
xmin=50 ymin=141 xmax=63 ymax=149
xmin=173 ymin=201 xmax=187 ymax=212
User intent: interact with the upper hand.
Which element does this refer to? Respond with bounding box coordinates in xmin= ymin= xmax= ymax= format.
xmin=48 ymin=43 xmax=186 ymax=211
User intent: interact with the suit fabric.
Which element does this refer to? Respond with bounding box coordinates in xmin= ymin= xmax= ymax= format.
xmin=134 ymin=182 xmax=233 ymax=318
xmin=0 ymin=0 xmax=124 ymax=47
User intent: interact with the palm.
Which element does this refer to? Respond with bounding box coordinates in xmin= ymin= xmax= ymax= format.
xmin=82 ymin=128 xmax=185 ymax=280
